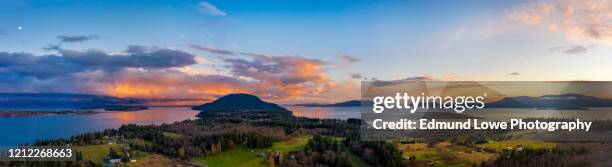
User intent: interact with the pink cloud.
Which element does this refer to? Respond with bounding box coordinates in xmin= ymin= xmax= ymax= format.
xmin=509 ymin=0 xmax=612 ymax=42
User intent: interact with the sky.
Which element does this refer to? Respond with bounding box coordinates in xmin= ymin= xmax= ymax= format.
xmin=1 ymin=0 xmax=611 ymax=103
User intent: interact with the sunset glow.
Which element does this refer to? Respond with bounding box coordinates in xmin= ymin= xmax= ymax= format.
xmin=1 ymin=0 xmax=611 ymax=103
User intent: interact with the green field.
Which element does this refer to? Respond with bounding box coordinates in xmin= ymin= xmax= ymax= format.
xmin=162 ymin=131 xmax=182 ymax=138
xmin=191 ymin=145 xmax=268 ymax=167
xmin=448 ymin=145 xmax=496 ymax=164
xmin=398 ymin=140 xmax=557 ymax=166
xmin=399 ymin=142 xmax=496 ymax=167
xmin=191 ymin=135 xmax=312 ymax=167
xmin=348 ymin=152 xmax=371 ymax=167
xmin=270 ymin=135 xmax=310 ymax=153
xmin=128 ymin=154 xmax=178 ymax=167
xmin=477 ymin=140 xmax=557 ymax=152
xmin=76 ymin=143 xmax=123 ymax=165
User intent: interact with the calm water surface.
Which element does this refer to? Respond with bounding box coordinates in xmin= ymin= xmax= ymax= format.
xmin=464 ymin=108 xmax=612 ymax=121
xmin=286 ymin=106 xmax=364 ymax=120
xmin=2 ymin=106 xmax=612 ymax=146
xmin=0 ymin=106 xmax=364 ymax=145
xmin=0 ymin=107 xmax=198 ymax=146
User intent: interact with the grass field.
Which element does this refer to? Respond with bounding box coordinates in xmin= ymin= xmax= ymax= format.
xmin=191 ymin=135 xmax=312 ymax=167
xmin=270 ymin=135 xmax=310 ymax=153
xmin=477 ymin=140 xmax=557 ymax=152
xmin=401 ymin=146 xmax=446 ymax=166
xmin=191 ymin=145 xmax=268 ymax=167
xmin=162 ymin=131 xmax=182 ymax=139
xmin=399 ymin=143 xmax=443 ymax=163
xmin=447 ymin=145 xmax=495 ymax=165
xmin=397 ymin=140 xmax=556 ymax=166
xmin=76 ymin=143 xmax=123 ymax=165
xmin=348 ymin=152 xmax=371 ymax=167
xmin=399 ymin=142 xmax=496 ymax=167
xmin=128 ymin=154 xmax=177 ymax=167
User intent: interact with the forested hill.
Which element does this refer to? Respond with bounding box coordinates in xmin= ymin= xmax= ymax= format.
xmin=192 ymin=93 xmax=292 ymax=116
xmin=486 ymin=94 xmax=612 ymax=109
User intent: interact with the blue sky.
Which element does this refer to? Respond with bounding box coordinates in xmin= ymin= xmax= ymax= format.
xmin=1 ymin=0 xmax=611 ymax=102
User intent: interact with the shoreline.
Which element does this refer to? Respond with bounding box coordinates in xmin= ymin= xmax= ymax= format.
xmin=0 ymin=106 xmax=153 ymax=118
xmin=0 ymin=110 xmax=129 ymax=118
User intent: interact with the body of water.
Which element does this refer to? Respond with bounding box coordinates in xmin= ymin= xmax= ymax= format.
xmin=0 ymin=106 xmax=364 ymax=146
xmin=0 ymin=107 xmax=198 ymax=146
xmin=288 ymin=106 xmax=612 ymax=121
xmin=2 ymin=106 xmax=612 ymax=146
xmin=286 ymin=106 xmax=364 ymax=120
xmin=464 ymin=108 xmax=612 ymax=121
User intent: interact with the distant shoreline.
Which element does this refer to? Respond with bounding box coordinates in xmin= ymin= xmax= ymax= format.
xmin=0 ymin=109 xmax=148 ymax=118
xmin=0 ymin=110 xmax=102 ymax=118
xmin=0 ymin=106 xmax=198 ymax=118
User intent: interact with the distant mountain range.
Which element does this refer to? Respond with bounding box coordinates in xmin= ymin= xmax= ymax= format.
xmin=294 ymin=94 xmax=612 ymax=109
xmin=0 ymin=93 xmax=147 ymax=111
xmin=192 ymin=93 xmax=292 ymax=116
xmin=292 ymin=100 xmax=369 ymax=107
xmin=3 ymin=93 xmax=611 ymax=111
xmin=486 ymin=94 xmax=612 ymax=109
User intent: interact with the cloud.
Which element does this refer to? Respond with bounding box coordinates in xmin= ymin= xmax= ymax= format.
xmin=90 ymin=69 xmax=252 ymax=99
xmin=0 ymin=67 xmax=253 ymax=99
xmin=190 ymin=45 xmax=341 ymax=99
xmin=509 ymin=0 xmax=612 ymax=42
xmin=338 ymin=54 xmax=359 ymax=63
xmin=197 ymin=1 xmax=227 ymax=16
xmin=64 ymin=46 xmax=197 ymax=70
xmin=335 ymin=54 xmax=359 ymax=68
xmin=57 ymin=35 xmax=99 ymax=43
xmin=508 ymin=72 xmax=520 ymax=76
xmin=0 ymin=45 xmax=339 ymax=101
xmin=549 ymin=45 xmax=592 ymax=55
xmin=221 ymin=54 xmax=335 ymax=98
xmin=191 ymin=45 xmax=281 ymax=58
xmin=402 ymin=76 xmax=435 ymax=81
xmin=0 ymin=46 xmax=197 ymax=79
xmin=42 ymin=44 xmax=63 ymax=51
xmin=0 ymin=52 xmax=37 ymax=67
xmin=190 ymin=44 xmax=236 ymax=55
xmin=402 ymin=75 xmax=459 ymax=81
xmin=0 ymin=53 xmax=84 ymax=79
xmin=42 ymin=35 xmax=100 ymax=51
xmin=238 ymin=51 xmax=269 ymax=58
xmin=349 ymin=73 xmax=363 ymax=79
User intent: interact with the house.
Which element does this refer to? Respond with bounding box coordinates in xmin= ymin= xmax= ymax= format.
xmin=105 ymin=158 xmax=122 ymax=167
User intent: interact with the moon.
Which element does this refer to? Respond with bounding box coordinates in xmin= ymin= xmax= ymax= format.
xmin=18 ymin=26 xmax=23 ymax=30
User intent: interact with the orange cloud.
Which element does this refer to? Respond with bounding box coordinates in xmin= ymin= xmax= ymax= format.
xmin=88 ymin=53 xmax=337 ymax=102
xmin=1 ymin=45 xmax=341 ymax=103
xmin=509 ymin=0 xmax=612 ymax=42
xmin=106 ymin=83 xmax=163 ymax=98
xmin=93 ymin=69 xmax=254 ymax=100
xmin=222 ymin=54 xmax=336 ymax=99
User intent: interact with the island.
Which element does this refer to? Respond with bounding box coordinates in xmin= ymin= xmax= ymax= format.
xmin=3 ymin=93 xmax=611 ymax=167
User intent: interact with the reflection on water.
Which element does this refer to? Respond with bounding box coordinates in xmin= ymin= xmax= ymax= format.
xmin=101 ymin=107 xmax=198 ymax=126
xmin=285 ymin=106 xmax=364 ymax=120
xmin=0 ymin=107 xmax=198 ymax=146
